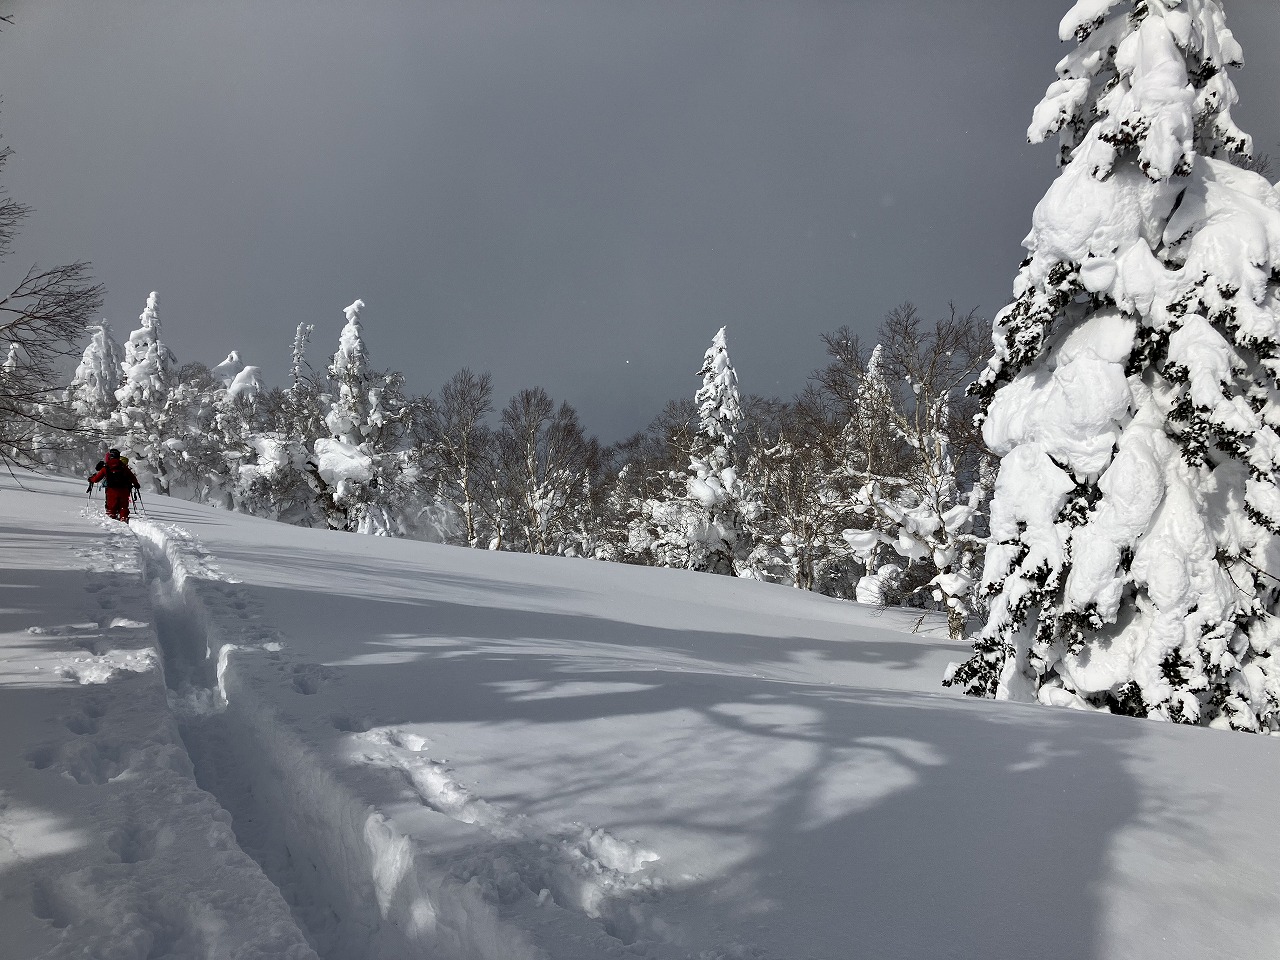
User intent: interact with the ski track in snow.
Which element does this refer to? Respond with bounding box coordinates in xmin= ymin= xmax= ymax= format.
xmin=113 ymin=515 xmax=699 ymax=960
xmin=5 ymin=511 xmax=316 ymax=960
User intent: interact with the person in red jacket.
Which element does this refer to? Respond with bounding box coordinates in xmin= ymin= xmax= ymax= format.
xmin=87 ymin=449 xmax=141 ymax=523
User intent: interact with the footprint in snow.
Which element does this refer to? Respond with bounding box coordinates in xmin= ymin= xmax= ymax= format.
xmin=107 ymin=818 xmax=162 ymax=864
xmin=25 ymin=745 xmax=57 ymax=771
xmin=290 ymin=663 xmax=338 ymax=695
xmin=331 ymin=713 xmax=378 ymax=733
xmin=63 ymin=711 xmax=100 ymax=736
xmin=30 ymin=879 xmax=70 ymax=929
xmin=60 ymin=740 xmax=127 ymax=785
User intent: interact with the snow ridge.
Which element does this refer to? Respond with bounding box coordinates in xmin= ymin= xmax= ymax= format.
xmin=354 ymin=727 xmax=663 ymax=942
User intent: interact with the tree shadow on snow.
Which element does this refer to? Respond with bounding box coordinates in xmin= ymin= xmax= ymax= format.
xmin=301 ymin=647 xmax=1146 ymax=958
xmin=185 ymin=550 xmax=1176 ymax=960
xmin=212 ymin=544 xmax=958 ymax=682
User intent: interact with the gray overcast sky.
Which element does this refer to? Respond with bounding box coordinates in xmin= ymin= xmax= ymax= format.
xmin=2 ymin=1 xmax=1279 ymax=441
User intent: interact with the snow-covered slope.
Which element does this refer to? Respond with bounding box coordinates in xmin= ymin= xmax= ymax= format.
xmin=3 ymin=471 xmax=1279 ymax=959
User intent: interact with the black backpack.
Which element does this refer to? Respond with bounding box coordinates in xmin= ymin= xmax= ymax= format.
xmin=103 ymin=459 xmax=134 ymax=490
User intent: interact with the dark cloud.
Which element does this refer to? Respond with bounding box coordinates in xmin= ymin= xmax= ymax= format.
xmin=2 ymin=0 xmax=1279 ymax=439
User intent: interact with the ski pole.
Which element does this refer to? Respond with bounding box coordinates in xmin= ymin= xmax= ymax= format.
xmin=133 ymin=487 xmax=146 ymax=517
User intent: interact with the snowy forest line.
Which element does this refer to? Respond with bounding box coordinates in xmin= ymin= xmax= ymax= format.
xmin=8 ymin=288 xmax=989 ymax=636
xmin=7 ymin=0 xmax=1280 ymax=734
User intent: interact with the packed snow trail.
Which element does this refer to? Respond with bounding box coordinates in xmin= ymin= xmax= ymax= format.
xmin=131 ymin=517 xmax=511 ymax=960
xmin=128 ymin=516 xmax=679 ymax=960
xmin=0 ymin=484 xmax=317 ymax=960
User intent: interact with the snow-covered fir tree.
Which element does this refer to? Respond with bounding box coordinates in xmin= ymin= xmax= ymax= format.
xmin=309 ymin=299 xmax=413 ymax=535
xmin=196 ymin=357 xmax=266 ymax=510
xmin=950 ymin=0 xmax=1280 ymax=731
xmin=119 ymin=292 xmax=171 ymax=375
xmin=160 ymin=361 xmax=222 ymax=496
xmin=679 ymin=328 xmax=755 ymax=573
xmin=213 ymin=351 xmax=244 ymax=388
xmin=2 ymin=333 xmax=83 ymax=469
xmin=289 ymin=323 xmax=312 ymax=387
xmin=0 ymin=343 xmax=24 ymax=458
xmin=282 ymin=320 xmax=326 ymax=442
xmin=113 ymin=291 xmax=180 ymax=492
xmin=628 ymin=330 xmax=753 ymax=574
xmin=841 ymin=344 xmax=902 ymax=602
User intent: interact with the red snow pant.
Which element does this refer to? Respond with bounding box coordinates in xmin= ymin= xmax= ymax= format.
xmin=105 ymin=488 xmax=131 ymax=523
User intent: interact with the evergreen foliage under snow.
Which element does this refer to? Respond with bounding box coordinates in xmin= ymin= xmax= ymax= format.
xmin=950 ymin=0 xmax=1280 ymax=732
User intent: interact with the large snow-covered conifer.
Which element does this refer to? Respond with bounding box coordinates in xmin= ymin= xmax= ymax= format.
xmin=950 ymin=0 xmax=1280 ymax=731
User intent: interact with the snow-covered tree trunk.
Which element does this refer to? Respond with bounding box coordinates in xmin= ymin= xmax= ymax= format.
xmin=950 ymin=0 xmax=1280 ymax=732
xmin=289 ymin=322 xmax=313 ymax=390
xmin=223 ymin=325 xmax=325 ymax=526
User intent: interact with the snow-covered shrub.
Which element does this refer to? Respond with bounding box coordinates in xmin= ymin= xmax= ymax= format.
xmin=950 ymin=0 xmax=1280 ymax=732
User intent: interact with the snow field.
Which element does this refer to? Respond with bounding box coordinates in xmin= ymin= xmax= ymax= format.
xmin=7 ymin=472 xmax=1280 ymax=959
xmin=125 ymin=518 xmax=522 ymax=959
xmin=128 ymin=514 xmax=682 ymax=960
